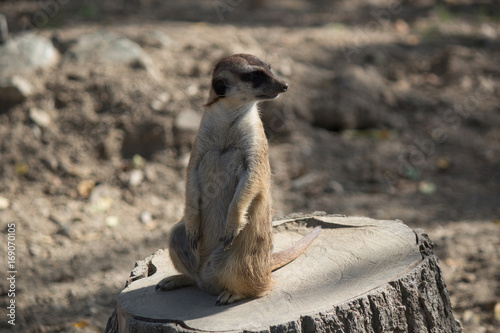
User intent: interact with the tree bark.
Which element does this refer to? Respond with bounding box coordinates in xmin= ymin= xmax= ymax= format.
xmin=105 ymin=213 xmax=462 ymax=333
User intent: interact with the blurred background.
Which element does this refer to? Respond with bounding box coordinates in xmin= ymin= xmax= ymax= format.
xmin=0 ymin=0 xmax=499 ymax=331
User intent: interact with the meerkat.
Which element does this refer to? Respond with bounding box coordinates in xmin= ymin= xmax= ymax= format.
xmin=156 ymin=54 xmax=321 ymax=305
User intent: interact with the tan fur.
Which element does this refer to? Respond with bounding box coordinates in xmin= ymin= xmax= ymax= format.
xmin=156 ymin=54 xmax=318 ymax=305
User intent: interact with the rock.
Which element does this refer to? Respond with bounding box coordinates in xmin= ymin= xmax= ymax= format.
xmin=139 ymin=211 xmax=153 ymax=224
xmin=418 ymin=181 xmax=437 ymax=195
xmin=77 ymin=180 xmax=96 ymax=198
xmin=132 ymin=154 xmax=146 ymax=169
xmin=0 ymin=196 xmax=10 ymax=210
xmin=494 ymin=303 xmax=500 ymax=323
xmin=144 ymin=165 xmax=158 ymax=182
xmin=105 ymin=216 xmax=120 ymax=227
xmin=311 ymin=65 xmax=398 ymax=131
xmin=178 ymin=152 xmax=191 ymax=169
xmin=326 ymin=180 xmax=344 ymax=194
xmin=394 ymin=19 xmax=410 ymax=34
xmin=100 ymin=128 xmax=125 ymax=161
xmin=129 ymin=169 xmax=144 ymax=187
xmin=462 ymin=309 xmax=481 ymax=326
xmin=186 ymin=84 xmax=198 ymax=96
xmin=173 ymin=110 xmax=202 ymax=151
xmin=91 ymin=197 xmax=113 ymax=213
xmin=150 ymin=92 xmax=171 ymax=112
xmin=291 ymin=173 xmax=322 ymax=190
xmin=29 ymin=108 xmax=52 ymax=128
xmin=0 ymin=75 xmax=35 ymax=105
xmin=136 ymin=30 xmax=172 ymax=49
xmin=89 ymin=184 xmax=120 ymax=213
xmin=41 ymin=154 xmax=59 ymax=172
xmin=29 ymin=244 xmax=43 ymax=257
xmin=174 ymin=110 xmax=202 ymax=132
xmin=0 ymin=33 xmax=60 ymax=77
xmin=69 ymin=31 xmax=156 ymax=76
xmin=276 ymin=62 xmax=293 ymax=77
xmin=121 ymin=122 xmax=167 ymax=159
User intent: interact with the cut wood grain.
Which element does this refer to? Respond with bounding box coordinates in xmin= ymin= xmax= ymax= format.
xmin=105 ymin=214 xmax=461 ymax=333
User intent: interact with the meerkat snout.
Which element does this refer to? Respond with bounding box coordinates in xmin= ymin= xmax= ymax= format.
xmin=281 ymin=82 xmax=288 ymax=92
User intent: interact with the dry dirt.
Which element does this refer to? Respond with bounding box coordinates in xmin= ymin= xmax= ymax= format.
xmin=0 ymin=0 xmax=499 ymax=332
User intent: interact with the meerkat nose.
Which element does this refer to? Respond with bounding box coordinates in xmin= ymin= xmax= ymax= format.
xmin=281 ymin=82 xmax=288 ymax=92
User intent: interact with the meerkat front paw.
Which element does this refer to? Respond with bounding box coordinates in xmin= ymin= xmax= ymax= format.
xmin=221 ymin=232 xmax=236 ymax=250
xmin=221 ymin=215 xmax=247 ymax=250
xmin=216 ymin=290 xmax=244 ymax=305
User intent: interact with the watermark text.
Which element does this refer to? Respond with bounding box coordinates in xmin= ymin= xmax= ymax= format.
xmin=6 ymin=223 xmax=17 ymax=326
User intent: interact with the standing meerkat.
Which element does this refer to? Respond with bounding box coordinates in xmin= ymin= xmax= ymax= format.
xmin=156 ymin=54 xmax=321 ymax=305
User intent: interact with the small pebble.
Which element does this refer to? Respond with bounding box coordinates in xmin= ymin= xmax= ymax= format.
xmin=437 ymin=158 xmax=451 ymax=170
xmin=129 ymin=169 xmax=144 ymax=187
xmin=132 ymin=154 xmax=145 ymax=169
xmin=291 ymin=173 xmax=319 ymax=190
xmin=77 ymin=180 xmax=96 ymax=198
xmin=29 ymin=107 xmax=52 ymax=128
xmin=277 ymin=63 xmax=292 ymax=77
xmin=144 ymin=165 xmax=157 ymax=182
xmin=91 ymin=197 xmax=113 ymax=213
xmin=150 ymin=92 xmax=170 ymax=111
xmin=15 ymin=163 xmax=28 ymax=175
xmin=29 ymin=244 xmax=42 ymax=257
xmin=418 ymin=181 xmax=437 ymax=195
xmin=0 ymin=196 xmax=10 ymax=210
xmin=186 ymin=84 xmax=198 ymax=96
xmin=494 ymin=303 xmax=500 ymax=323
xmin=140 ymin=211 xmax=153 ymax=224
xmin=105 ymin=216 xmax=120 ymax=227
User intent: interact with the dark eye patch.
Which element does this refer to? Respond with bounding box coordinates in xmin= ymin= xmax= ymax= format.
xmin=240 ymin=71 xmax=268 ymax=87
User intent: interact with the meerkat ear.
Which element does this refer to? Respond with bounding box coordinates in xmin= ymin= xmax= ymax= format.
xmin=213 ymin=78 xmax=227 ymax=97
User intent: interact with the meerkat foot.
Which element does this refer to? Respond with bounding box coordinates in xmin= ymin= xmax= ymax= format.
xmin=155 ymin=274 xmax=195 ymax=292
xmin=215 ymin=290 xmax=244 ymax=306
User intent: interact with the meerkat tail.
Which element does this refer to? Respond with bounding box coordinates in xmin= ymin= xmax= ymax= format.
xmin=271 ymin=226 xmax=321 ymax=271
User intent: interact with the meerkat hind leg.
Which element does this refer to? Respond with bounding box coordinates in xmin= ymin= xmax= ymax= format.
xmin=168 ymin=221 xmax=199 ymax=276
xmin=156 ymin=221 xmax=199 ymax=293
xmin=156 ymin=274 xmax=195 ymax=292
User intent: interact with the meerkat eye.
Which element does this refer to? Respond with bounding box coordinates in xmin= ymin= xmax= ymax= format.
xmin=241 ymin=71 xmax=267 ymax=87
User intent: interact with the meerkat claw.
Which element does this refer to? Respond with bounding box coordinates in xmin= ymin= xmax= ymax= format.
xmin=216 ymin=291 xmax=231 ymax=305
xmin=222 ymin=234 xmax=235 ymax=250
xmin=216 ymin=290 xmax=242 ymax=305
xmin=186 ymin=230 xmax=198 ymax=250
xmin=188 ymin=236 xmax=197 ymax=250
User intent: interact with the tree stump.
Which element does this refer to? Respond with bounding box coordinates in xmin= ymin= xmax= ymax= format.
xmin=105 ymin=214 xmax=462 ymax=333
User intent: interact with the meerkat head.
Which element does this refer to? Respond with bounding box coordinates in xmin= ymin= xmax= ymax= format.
xmin=206 ymin=54 xmax=288 ymax=107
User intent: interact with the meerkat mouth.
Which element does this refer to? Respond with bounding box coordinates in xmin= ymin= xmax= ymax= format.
xmin=257 ymin=93 xmax=280 ymax=99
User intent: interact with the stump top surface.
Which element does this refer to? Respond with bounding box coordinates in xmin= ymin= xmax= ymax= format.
xmin=118 ymin=215 xmax=421 ymax=332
